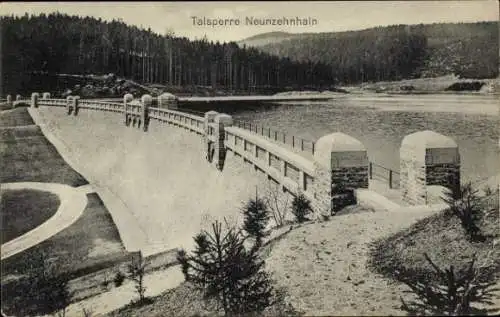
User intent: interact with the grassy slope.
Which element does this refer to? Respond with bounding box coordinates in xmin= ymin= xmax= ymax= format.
xmin=1 ymin=193 xmax=130 ymax=316
xmin=0 ymin=108 xmax=88 ymax=186
xmin=367 ymin=193 xmax=500 ymax=284
xmin=1 ymin=106 xmax=131 ymax=316
xmin=0 ymin=189 xmax=60 ymax=243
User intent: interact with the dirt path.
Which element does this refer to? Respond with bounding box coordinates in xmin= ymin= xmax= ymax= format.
xmin=1 ymin=182 xmax=90 ymax=260
xmin=265 ymin=208 xmax=441 ymax=316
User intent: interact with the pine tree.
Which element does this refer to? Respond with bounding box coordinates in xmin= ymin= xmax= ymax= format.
xmin=177 ymin=219 xmax=274 ymax=316
xmin=242 ymin=194 xmax=270 ymax=247
xmin=291 ymin=193 xmax=312 ymax=223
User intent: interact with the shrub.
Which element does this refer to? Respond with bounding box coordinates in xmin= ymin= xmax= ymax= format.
xmin=177 ymin=219 xmax=274 ymax=316
xmin=242 ymin=196 xmax=270 ymax=247
xmin=264 ymin=183 xmax=291 ymax=228
xmin=399 ymin=253 xmax=498 ymax=316
xmin=113 ymin=271 xmax=126 ymax=287
xmin=442 ymin=182 xmax=483 ymax=241
xmin=291 ymin=193 xmax=312 ymax=223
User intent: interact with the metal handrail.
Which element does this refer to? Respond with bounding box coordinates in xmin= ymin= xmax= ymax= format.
xmin=233 ymin=119 xmax=315 ymax=155
xmin=369 ymin=162 xmax=400 ymax=189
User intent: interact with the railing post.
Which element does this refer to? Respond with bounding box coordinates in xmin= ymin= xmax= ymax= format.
xmin=141 ymin=94 xmax=152 ymax=132
xmin=7 ymin=95 xmax=13 ymax=109
xmin=292 ymin=135 xmax=295 ymax=148
xmin=214 ymin=113 xmax=233 ymax=171
xmin=66 ymin=96 xmax=73 ymax=115
xmin=16 ymin=94 xmax=21 ymax=101
xmin=42 ymin=92 xmax=51 ymax=99
xmin=123 ymin=94 xmax=133 ymax=126
xmin=301 ymin=139 xmax=304 ymax=151
xmin=31 ymin=92 xmax=39 ymax=108
xmin=312 ymin=142 xmax=315 ymax=155
xmin=72 ymin=96 xmax=80 ymax=116
xmin=274 ymin=130 xmax=278 ymax=141
xmin=389 ymin=170 xmax=393 ymax=189
xmin=283 ymin=133 xmax=286 ymax=144
xmin=369 ymin=162 xmax=373 ymax=179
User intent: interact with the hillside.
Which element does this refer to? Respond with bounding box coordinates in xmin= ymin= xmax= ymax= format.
xmin=241 ymin=22 xmax=499 ymax=81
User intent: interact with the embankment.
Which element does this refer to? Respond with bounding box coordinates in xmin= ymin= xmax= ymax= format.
xmin=34 ymin=106 xmax=270 ymax=254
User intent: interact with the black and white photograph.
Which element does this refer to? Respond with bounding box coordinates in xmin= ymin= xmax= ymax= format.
xmin=0 ymin=1 xmax=499 ymax=316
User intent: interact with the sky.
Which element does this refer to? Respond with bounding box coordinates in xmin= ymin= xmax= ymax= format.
xmin=1 ymin=1 xmax=498 ymax=42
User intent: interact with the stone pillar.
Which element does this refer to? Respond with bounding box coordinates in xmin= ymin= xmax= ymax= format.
xmin=16 ymin=94 xmax=21 ymax=101
xmin=141 ymin=94 xmax=152 ymax=132
xmin=123 ymin=94 xmax=133 ymax=126
xmin=42 ymin=92 xmax=51 ymax=99
xmin=7 ymin=95 xmax=13 ymax=108
xmin=72 ymin=96 xmax=80 ymax=116
xmin=400 ymin=130 xmax=460 ymax=205
xmin=158 ymin=92 xmax=178 ymax=110
xmin=66 ymin=96 xmax=74 ymax=115
xmin=204 ymin=111 xmax=218 ymax=162
xmin=214 ymin=114 xmax=233 ymax=171
xmin=31 ymin=92 xmax=39 ymax=108
xmin=312 ymin=132 xmax=368 ymax=217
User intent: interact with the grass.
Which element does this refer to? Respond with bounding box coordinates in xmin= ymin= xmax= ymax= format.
xmin=367 ymin=192 xmax=500 ymax=285
xmin=1 ymin=193 xmax=131 ymax=316
xmin=0 ymin=108 xmax=88 ymax=186
xmin=0 ymin=106 xmax=34 ymax=126
xmin=0 ymin=189 xmax=60 ymax=243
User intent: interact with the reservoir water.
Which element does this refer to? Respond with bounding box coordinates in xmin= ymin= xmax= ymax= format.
xmin=230 ymin=94 xmax=499 ymax=187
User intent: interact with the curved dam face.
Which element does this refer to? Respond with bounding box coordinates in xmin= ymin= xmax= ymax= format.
xmin=36 ymin=107 xmax=267 ymax=253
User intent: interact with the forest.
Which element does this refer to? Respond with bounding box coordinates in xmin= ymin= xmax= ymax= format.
xmin=1 ymin=13 xmax=497 ymax=95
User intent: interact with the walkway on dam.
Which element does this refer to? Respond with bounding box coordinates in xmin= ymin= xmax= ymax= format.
xmin=230 ymin=125 xmax=407 ymax=208
xmin=1 ymin=182 xmax=93 ymax=260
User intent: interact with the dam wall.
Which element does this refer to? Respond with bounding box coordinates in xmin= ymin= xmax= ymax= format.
xmin=19 ymin=92 xmax=462 ymax=215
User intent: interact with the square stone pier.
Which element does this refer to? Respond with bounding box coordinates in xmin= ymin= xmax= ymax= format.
xmin=400 ymin=130 xmax=460 ymax=205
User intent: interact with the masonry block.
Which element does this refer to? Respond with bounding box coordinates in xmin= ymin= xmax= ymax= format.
xmin=123 ymin=93 xmax=134 ymax=126
xmin=158 ymin=92 xmax=178 ymax=110
xmin=31 ymin=92 xmax=39 ymax=108
xmin=213 ymin=114 xmax=233 ymax=170
xmin=204 ymin=111 xmax=218 ymax=162
xmin=141 ymin=94 xmax=152 ymax=132
xmin=42 ymin=92 xmax=51 ymax=99
xmin=312 ymin=132 xmax=368 ymax=216
xmin=400 ymin=130 xmax=460 ymax=205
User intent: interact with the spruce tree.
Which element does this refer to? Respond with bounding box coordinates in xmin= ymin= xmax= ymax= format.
xmin=177 ymin=219 xmax=274 ymax=316
xmin=242 ymin=196 xmax=270 ymax=247
xmin=291 ymin=193 xmax=312 ymax=223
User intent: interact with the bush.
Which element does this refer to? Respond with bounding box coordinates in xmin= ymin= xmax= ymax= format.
xmin=442 ymin=182 xmax=483 ymax=241
xmin=127 ymin=253 xmax=148 ymax=304
xmin=291 ymin=193 xmax=312 ymax=223
xmin=399 ymin=253 xmax=498 ymax=316
xmin=177 ymin=219 xmax=274 ymax=316
xmin=242 ymin=196 xmax=270 ymax=247
xmin=264 ymin=184 xmax=290 ymax=228
xmin=113 ymin=271 xmax=126 ymax=287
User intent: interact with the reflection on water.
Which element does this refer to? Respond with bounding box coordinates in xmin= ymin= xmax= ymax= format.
xmin=230 ymin=94 xmax=499 ymax=186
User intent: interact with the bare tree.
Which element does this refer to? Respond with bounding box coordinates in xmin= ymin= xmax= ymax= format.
xmin=127 ymin=252 xmax=148 ymax=304
xmin=264 ymin=182 xmax=291 ymax=228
